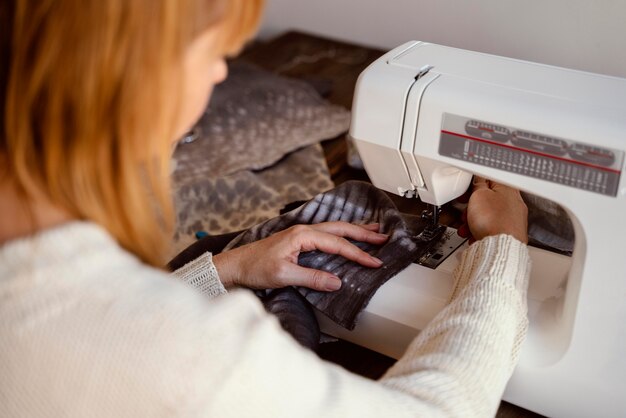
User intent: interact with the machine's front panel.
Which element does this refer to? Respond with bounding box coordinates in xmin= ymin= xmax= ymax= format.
xmin=439 ymin=113 xmax=623 ymax=196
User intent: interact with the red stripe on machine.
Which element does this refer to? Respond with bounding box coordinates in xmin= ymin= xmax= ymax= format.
xmin=441 ymin=130 xmax=621 ymax=174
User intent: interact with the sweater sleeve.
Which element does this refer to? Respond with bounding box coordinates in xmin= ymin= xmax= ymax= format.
xmin=0 ymin=224 xmax=528 ymax=417
xmin=380 ymin=234 xmax=531 ymax=416
xmin=171 ymin=252 xmax=227 ymax=299
xmin=196 ymin=234 xmax=530 ymax=418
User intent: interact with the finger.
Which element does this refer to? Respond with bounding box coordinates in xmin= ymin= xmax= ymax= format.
xmin=489 ymin=180 xmax=522 ymax=197
xmin=278 ymin=263 xmax=343 ymax=292
xmin=478 ymin=177 xmax=513 ymax=192
xmin=472 ymin=176 xmax=490 ymax=190
xmin=359 ymin=223 xmax=381 ymax=232
xmin=484 ymin=181 xmax=525 ymax=204
xmin=310 ymin=222 xmax=388 ymax=244
xmin=302 ymin=229 xmax=384 ymax=268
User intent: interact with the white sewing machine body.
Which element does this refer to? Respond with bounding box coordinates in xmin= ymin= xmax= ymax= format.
xmin=318 ymin=42 xmax=626 ymax=417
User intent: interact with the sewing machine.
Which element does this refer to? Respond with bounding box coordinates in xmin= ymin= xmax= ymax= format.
xmin=317 ymin=42 xmax=626 ymax=417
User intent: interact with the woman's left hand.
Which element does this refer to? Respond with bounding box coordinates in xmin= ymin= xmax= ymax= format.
xmin=212 ymin=222 xmax=388 ymax=291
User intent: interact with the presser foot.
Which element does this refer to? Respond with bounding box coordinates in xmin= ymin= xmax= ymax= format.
xmin=414 ymin=226 xmax=468 ymax=269
xmin=414 ymin=204 xmax=467 ymax=269
xmin=415 ymin=223 xmax=447 ymax=242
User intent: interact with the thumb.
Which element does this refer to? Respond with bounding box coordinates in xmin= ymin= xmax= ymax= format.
xmin=280 ymin=264 xmax=343 ymax=292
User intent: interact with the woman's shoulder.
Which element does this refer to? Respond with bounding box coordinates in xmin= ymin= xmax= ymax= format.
xmin=0 ymin=219 xmax=266 ymax=330
xmin=0 ymin=220 xmax=274 ymax=415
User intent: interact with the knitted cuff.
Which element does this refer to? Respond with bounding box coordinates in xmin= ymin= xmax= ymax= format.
xmin=172 ymin=252 xmax=227 ymax=299
xmin=451 ymin=234 xmax=531 ymax=303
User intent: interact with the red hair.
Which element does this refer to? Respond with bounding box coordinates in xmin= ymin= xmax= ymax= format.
xmin=1 ymin=0 xmax=265 ymax=266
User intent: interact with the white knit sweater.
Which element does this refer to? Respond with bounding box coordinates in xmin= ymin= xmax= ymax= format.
xmin=0 ymin=222 xmax=530 ymax=417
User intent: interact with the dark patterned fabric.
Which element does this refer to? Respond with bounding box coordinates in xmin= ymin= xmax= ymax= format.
xmin=259 ymin=288 xmax=320 ymax=351
xmin=170 ymin=61 xmax=350 ymax=256
xmin=522 ymin=192 xmax=574 ymax=255
xmin=224 ymin=181 xmax=445 ymax=330
xmin=173 ymin=61 xmax=350 ymax=178
xmin=171 ymin=144 xmax=333 ymax=256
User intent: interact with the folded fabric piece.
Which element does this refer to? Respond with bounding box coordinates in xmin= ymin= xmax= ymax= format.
xmin=171 ymin=144 xmax=334 ymax=257
xmin=173 ymin=61 xmax=351 ymax=178
xmin=223 ymin=181 xmax=446 ymax=331
xmin=170 ymin=60 xmax=347 ymax=258
xmin=259 ymin=287 xmax=320 ymax=351
xmin=522 ymin=192 xmax=575 ymax=255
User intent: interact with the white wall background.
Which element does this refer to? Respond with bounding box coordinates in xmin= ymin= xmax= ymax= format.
xmin=259 ymin=0 xmax=626 ymax=78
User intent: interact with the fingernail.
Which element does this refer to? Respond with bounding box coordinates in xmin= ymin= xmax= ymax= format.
xmin=371 ymin=256 xmax=384 ymax=266
xmin=325 ymin=277 xmax=342 ymax=291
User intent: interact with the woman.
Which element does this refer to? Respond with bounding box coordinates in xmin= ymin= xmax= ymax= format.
xmin=0 ymin=1 xmax=529 ymax=417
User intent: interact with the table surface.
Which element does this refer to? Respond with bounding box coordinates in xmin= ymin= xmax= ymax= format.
xmin=240 ymin=31 xmax=544 ymax=418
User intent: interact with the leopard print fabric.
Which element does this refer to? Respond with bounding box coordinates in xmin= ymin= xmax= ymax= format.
xmin=170 ymin=62 xmax=347 ymax=257
xmin=171 ymin=144 xmax=333 ymax=256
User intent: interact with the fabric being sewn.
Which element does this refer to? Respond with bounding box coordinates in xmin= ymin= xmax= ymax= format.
xmin=224 ymin=181 xmax=446 ymax=332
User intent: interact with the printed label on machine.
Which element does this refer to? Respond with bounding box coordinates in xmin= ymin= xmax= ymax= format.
xmin=438 ymin=113 xmax=624 ymax=196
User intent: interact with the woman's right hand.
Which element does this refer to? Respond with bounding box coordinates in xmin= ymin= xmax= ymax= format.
xmin=458 ymin=177 xmax=528 ymax=244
